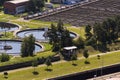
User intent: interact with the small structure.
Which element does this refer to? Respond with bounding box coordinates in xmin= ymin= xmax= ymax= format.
xmin=4 ymin=0 xmax=29 ymax=15
xmin=63 ymin=46 xmax=77 ymax=56
xmin=45 ymin=3 xmax=53 ymax=8
xmin=4 ymin=45 xmax=12 ymax=50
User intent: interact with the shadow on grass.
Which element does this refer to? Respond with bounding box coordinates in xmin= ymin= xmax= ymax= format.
xmin=32 ymin=71 xmax=39 ymax=75
xmin=72 ymin=63 xmax=78 ymax=66
xmin=45 ymin=68 xmax=53 ymax=72
xmin=4 ymin=76 xmax=8 ymax=79
xmin=84 ymin=61 xmax=90 ymax=64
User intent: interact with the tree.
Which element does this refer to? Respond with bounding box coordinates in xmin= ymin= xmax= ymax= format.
xmin=36 ymin=0 xmax=45 ymax=11
xmin=61 ymin=30 xmax=73 ymax=47
xmin=83 ymin=49 xmax=89 ymax=60
xmin=27 ymin=0 xmax=36 ymax=13
xmin=93 ymin=23 xmax=108 ymax=51
xmin=102 ymin=18 xmax=116 ymax=44
xmin=32 ymin=58 xmax=38 ymax=73
xmin=52 ymin=42 xmax=61 ymax=52
xmin=71 ymin=54 xmax=77 ymax=65
xmin=97 ymin=55 xmax=100 ymax=60
xmin=85 ymin=25 xmax=92 ymax=40
xmin=28 ymin=34 xmax=35 ymax=56
xmin=84 ymin=16 xmax=120 ymax=52
xmin=21 ymin=34 xmax=35 ymax=57
xmin=21 ymin=37 xmax=29 ymax=57
xmin=83 ymin=49 xmax=90 ymax=64
xmin=48 ymin=23 xmax=58 ymax=45
xmin=28 ymin=0 xmax=45 ymax=12
xmin=73 ymin=37 xmax=84 ymax=49
xmin=3 ymin=71 xmax=8 ymax=79
xmin=0 ymin=53 xmax=10 ymax=62
xmin=57 ymin=19 xmax=64 ymax=32
xmin=45 ymin=56 xmax=52 ymax=70
xmin=48 ymin=20 xmax=74 ymax=52
xmin=85 ymin=36 xmax=97 ymax=47
xmin=114 ymin=16 xmax=120 ymax=43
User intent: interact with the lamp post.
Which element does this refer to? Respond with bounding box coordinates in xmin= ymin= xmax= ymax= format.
xmin=94 ymin=54 xmax=100 ymax=79
xmin=94 ymin=74 xmax=96 ymax=80
xmin=101 ymin=55 xmax=104 ymax=77
xmin=98 ymin=54 xmax=104 ymax=77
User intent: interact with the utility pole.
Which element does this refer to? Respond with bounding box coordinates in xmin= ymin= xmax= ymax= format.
xmin=101 ymin=55 xmax=104 ymax=78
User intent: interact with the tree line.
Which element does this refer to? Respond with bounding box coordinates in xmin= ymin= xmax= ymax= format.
xmin=47 ymin=20 xmax=73 ymax=52
xmin=85 ymin=15 xmax=120 ymax=52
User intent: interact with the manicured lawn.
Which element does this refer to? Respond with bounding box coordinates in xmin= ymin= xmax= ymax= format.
xmin=11 ymin=20 xmax=50 ymax=29
xmin=0 ymin=52 xmax=119 ymax=80
xmin=0 ymin=9 xmax=120 ymax=80
xmin=0 ymin=12 xmax=18 ymax=22
xmin=40 ymin=42 xmax=52 ymax=51
xmin=0 ymin=51 xmax=55 ymax=67
xmin=11 ymin=20 xmax=71 ymax=29
xmin=0 ymin=32 xmax=15 ymax=39
xmin=67 ymin=27 xmax=85 ymax=39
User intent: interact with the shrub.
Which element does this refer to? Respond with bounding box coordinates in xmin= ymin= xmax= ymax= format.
xmin=0 ymin=53 xmax=10 ymax=62
xmin=73 ymin=37 xmax=84 ymax=49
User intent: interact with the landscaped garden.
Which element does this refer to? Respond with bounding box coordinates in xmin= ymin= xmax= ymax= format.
xmin=0 ymin=51 xmax=120 ymax=80
xmin=0 ymin=0 xmax=120 ymax=80
xmin=0 ymin=11 xmax=120 ymax=79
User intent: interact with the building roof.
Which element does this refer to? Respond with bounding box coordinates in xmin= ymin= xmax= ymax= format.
xmin=63 ymin=46 xmax=77 ymax=50
xmin=7 ymin=0 xmax=29 ymax=4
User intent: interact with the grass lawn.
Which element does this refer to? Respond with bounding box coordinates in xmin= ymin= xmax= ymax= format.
xmin=11 ymin=20 xmax=71 ymax=29
xmin=0 ymin=9 xmax=120 ymax=80
xmin=77 ymin=46 xmax=100 ymax=57
xmin=0 ymin=52 xmax=119 ymax=80
xmin=0 ymin=32 xmax=15 ymax=39
xmin=40 ymin=42 xmax=52 ymax=51
xmin=67 ymin=27 xmax=85 ymax=39
xmin=0 ymin=12 xmax=18 ymax=22
xmin=0 ymin=51 xmax=55 ymax=67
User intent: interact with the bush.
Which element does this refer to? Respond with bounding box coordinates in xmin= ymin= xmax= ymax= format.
xmin=0 ymin=53 xmax=10 ymax=62
xmin=73 ymin=37 xmax=84 ymax=49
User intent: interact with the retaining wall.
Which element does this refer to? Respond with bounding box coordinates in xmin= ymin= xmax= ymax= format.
xmin=47 ymin=63 xmax=120 ymax=80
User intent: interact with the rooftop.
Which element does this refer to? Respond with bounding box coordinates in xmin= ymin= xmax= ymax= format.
xmin=7 ymin=0 xmax=29 ymax=4
xmin=63 ymin=46 xmax=77 ymax=50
